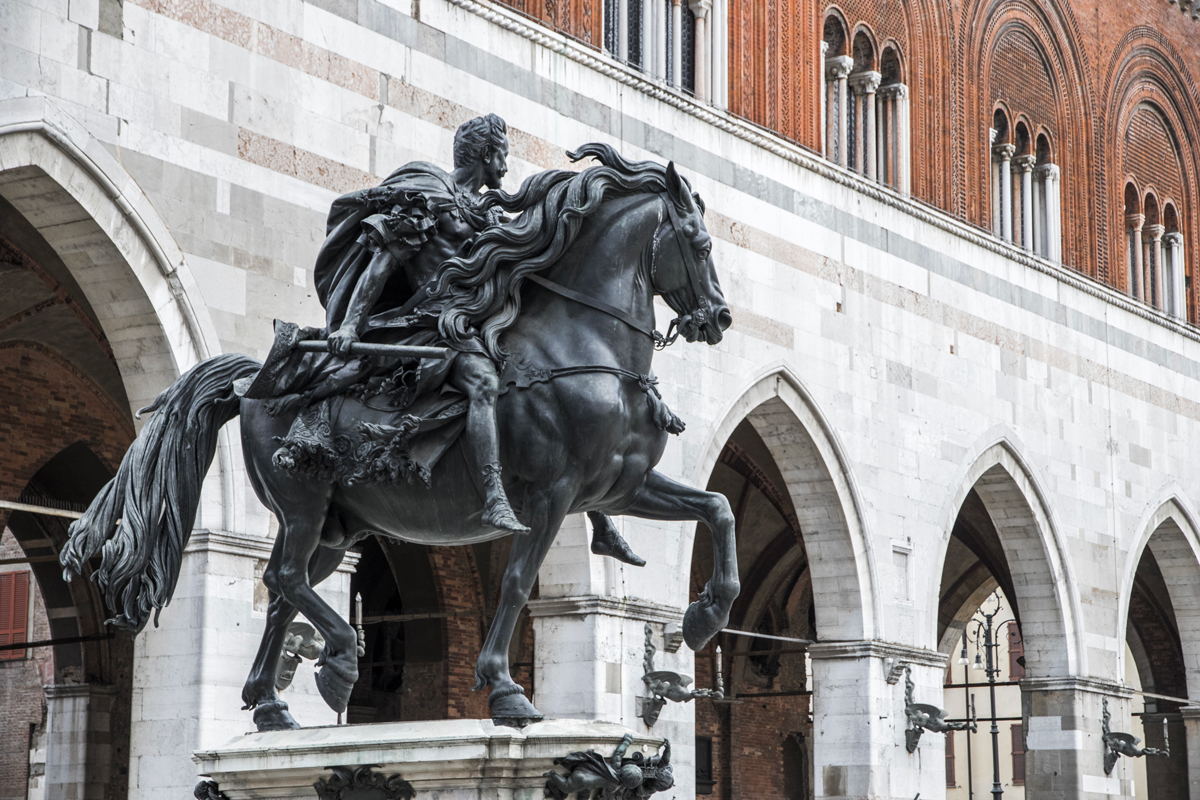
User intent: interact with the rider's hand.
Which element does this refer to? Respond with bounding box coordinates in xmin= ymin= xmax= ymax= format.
xmin=328 ymin=328 xmax=358 ymax=357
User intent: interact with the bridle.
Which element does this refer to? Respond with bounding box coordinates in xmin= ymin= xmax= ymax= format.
xmin=525 ymin=192 xmax=712 ymax=350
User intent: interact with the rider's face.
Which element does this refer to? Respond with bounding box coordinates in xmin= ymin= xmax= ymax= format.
xmin=483 ymin=140 xmax=509 ymax=190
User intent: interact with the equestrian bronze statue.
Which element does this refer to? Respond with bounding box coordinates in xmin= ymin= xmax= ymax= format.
xmin=60 ymin=115 xmax=738 ymax=730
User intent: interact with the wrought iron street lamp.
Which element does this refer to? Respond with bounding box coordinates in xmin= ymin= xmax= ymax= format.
xmin=964 ymin=592 xmax=1015 ymax=800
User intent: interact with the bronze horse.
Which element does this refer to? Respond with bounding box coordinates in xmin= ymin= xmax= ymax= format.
xmin=61 ymin=145 xmax=738 ymax=729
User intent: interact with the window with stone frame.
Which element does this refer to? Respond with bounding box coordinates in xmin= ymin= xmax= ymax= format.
xmin=0 ymin=570 xmax=30 ymax=662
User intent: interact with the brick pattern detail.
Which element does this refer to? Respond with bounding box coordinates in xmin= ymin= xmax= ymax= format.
xmin=427 ymin=547 xmax=490 ymax=719
xmin=990 ymin=28 xmax=1058 ymax=138
xmin=498 ymin=0 xmax=604 ymax=49
xmin=1124 ymin=104 xmax=1185 ymax=214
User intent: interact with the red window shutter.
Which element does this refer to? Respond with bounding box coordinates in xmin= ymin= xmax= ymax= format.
xmin=1008 ymin=621 xmax=1025 ymax=679
xmin=1011 ymin=724 xmax=1026 ymax=785
xmin=945 ymin=730 xmax=956 ymax=788
xmin=0 ymin=571 xmax=30 ymax=661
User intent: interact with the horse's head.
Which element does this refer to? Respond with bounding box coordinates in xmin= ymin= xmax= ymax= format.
xmin=651 ymin=163 xmax=732 ymax=346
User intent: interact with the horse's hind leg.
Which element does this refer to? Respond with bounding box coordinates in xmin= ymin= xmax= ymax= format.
xmin=477 ymin=486 xmax=570 ymax=725
xmin=265 ymin=491 xmax=360 ymax=714
xmin=615 ymin=470 xmax=739 ymax=650
xmin=241 ymin=532 xmax=347 ymax=731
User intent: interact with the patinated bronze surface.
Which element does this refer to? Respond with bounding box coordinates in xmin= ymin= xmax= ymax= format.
xmin=544 ymin=734 xmax=674 ymax=799
xmin=60 ymin=117 xmax=738 ymax=730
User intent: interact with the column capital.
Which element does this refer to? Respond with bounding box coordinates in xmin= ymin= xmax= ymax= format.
xmin=687 ymin=0 xmax=711 ymax=17
xmin=1164 ymin=231 xmax=1185 ymax=247
xmin=1145 ymin=223 xmax=1166 ymax=241
xmin=848 ymin=70 xmax=882 ymax=95
xmin=808 ymin=639 xmax=948 ymax=669
xmin=824 ymin=55 xmax=854 ymax=80
xmin=878 ymin=82 xmax=907 ymax=100
xmin=1034 ymin=162 xmax=1060 ymax=179
xmin=992 ymin=142 xmax=1016 ymax=160
xmin=1126 ymin=212 xmax=1146 ymax=231
xmin=1012 ymin=153 xmax=1036 ymax=172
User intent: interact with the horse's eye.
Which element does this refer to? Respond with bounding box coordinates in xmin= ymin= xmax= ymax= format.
xmin=696 ymin=244 xmax=711 ymax=260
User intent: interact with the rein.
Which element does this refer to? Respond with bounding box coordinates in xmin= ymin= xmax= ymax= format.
xmin=524 ymin=192 xmax=707 ymax=351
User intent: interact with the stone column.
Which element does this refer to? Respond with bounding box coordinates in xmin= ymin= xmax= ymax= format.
xmin=1165 ymin=231 xmax=1186 ymax=319
xmin=1181 ymin=705 xmax=1200 ymax=798
xmin=993 ymin=144 xmax=1015 ymax=242
xmin=1014 ymin=155 xmax=1035 ymax=250
xmin=616 ymin=0 xmax=628 ymax=61
xmin=1035 ymin=164 xmax=1061 ymax=261
xmin=892 ymin=84 xmax=909 ymax=194
xmin=824 ymin=56 xmax=853 ymax=168
xmin=809 ymin=642 xmax=948 ymax=800
xmin=44 ymin=684 xmax=116 ymax=800
xmin=713 ymin=0 xmax=726 ymax=108
xmin=820 ymin=41 xmax=828 ymax=157
xmin=1021 ymin=677 xmax=1134 ymax=799
xmin=670 ymin=0 xmax=682 ymax=88
xmin=1127 ymin=213 xmax=1145 ymax=301
xmin=989 ymin=129 xmax=1001 ymax=235
xmin=1146 ymin=223 xmax=1165 ymax=310
xmin=849 ymin=71 xmax=881 ymax=180
xmin=690 ymin=0 xmax=710 ymax=101
xmin=876 ymin=91 xmax=886 ymax=184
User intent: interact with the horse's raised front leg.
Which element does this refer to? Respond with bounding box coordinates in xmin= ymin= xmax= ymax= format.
xmin=618 ymin=470 xmax=739 ymax=650
xmin=264 ymin=491 xmax=360 ymax=714
xmin=476 ymin=486 xmax=570 ymax=726
xmin=241 ymin=537 xmax=347 ymax=731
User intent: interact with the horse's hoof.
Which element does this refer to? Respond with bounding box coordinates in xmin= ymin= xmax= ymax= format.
xmin=253 ymin=700 xmax=300 ymax=731
xmin=683 ymin=595 xmax=730 ymax=651
xmin=490 ymin=686 xmax=543 ymax=728
xmin=314 ymin=658 xmax=357 ymax=713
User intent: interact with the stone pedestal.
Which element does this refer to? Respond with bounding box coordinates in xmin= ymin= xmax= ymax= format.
xmin=193 ymin=719 xmax=665 ymax=800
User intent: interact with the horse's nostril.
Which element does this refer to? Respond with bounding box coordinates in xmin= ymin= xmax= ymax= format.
xmin=717 ymin=307 xmax=733 ymax=331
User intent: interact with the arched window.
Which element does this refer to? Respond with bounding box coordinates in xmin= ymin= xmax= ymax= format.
xmin=822 ymin=12 xmax=852 ymax=167
xmin=1032 ymin=133 xmax=1062 ymax=262
xmin=1124 ymin=181 xmax=1145 ymax=300
xmin=602 ymin=0 xmax=698 ymax=96
xmin=1143 ymin=192 xmax=1165 ymax=309
xmin=1163 ymin=203 xmax=1187 ymax=318
xmin=877 ymin=45 xmax=909 ymax=193
xmin=1012 ymin=121 xmax=1034 ymax=249
xmin=847 ymin=30 xmax=879 ymax=178
xmin=991 ymin=109 xmax=1014 ymax=241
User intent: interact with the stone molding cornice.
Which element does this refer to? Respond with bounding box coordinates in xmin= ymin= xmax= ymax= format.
xmin=1019 ymin=676 xmax=1134 ymax=698
xmin=1180 ymin=705 xmax=1200 ymax=720
xmin=526 ymin=595 xmax=684 ymax=623
xmin=186 ymin=530 xmax=361 ymax=572
xmin=808 ymin=640 xmax=948 ymax=668
xmin=44 ymin=683 xmax=116 ymax=699
xmin=442 ymin=0 xmax=1200 ymax=341
xmin=824 ymin=55 xmax=854 ymax=81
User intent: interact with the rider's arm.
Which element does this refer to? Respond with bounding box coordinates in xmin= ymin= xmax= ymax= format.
xmin=609 ymin=733 xmax=633 ymax=770
xmin=329 ymin=250 xmax=398 ymax=354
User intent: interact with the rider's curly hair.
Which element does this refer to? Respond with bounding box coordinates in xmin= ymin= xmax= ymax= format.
xmin=431 ymin=143 xmax=699 ymax=361
xmin=453 ymin=114 xmax=507 ymax=169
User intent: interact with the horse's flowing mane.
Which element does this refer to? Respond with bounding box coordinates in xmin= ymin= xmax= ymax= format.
xmin=431 ymin=143 xmax=676 ymax=360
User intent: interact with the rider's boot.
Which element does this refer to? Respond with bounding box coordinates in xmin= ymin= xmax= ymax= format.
xmin=587 ymin=511 xmax=646 ymax=567
xmin=481 ymin=463 xmax=530 ymax=533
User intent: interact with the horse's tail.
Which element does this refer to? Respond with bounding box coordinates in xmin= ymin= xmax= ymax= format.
xmin=60 ymin=353 xmax=262 ymax=632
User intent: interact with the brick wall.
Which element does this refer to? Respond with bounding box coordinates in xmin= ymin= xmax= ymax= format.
xmin=0 ymin=532 xmax=53 ymax=800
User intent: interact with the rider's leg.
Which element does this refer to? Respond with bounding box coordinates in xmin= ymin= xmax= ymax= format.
xmin=451 ymin=353 xmax=530 ymax=533
xmin=587 ymin=511 xmax=646 ymax=567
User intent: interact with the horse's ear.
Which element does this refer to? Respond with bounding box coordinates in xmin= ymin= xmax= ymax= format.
xmin=665 ymin=162 xmax=696 ymax=213
xmin=665 ymin=161 xmax=685 ymax=203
